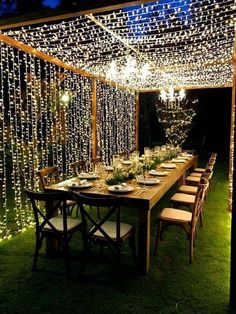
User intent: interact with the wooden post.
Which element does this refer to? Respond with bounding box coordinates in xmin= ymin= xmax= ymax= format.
xmin=230 ymin=43 xmax=236 ymax=309
xmin=91 ymin=79 xmax=97 ymax=160
xmin=135 ymin=92 xmax=140 ymax=151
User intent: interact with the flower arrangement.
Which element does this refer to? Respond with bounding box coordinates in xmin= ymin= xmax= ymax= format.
xmin=106 ymin=146 xmax=183 ymax=185
xmin=106 ymin=166 xmax=135 ymax=185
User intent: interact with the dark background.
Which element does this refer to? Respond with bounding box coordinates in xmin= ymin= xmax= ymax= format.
xmin=139 ymin=88 xmax=232 ymax=159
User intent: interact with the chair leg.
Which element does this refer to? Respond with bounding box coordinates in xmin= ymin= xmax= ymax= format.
xmin=32 ymin=236 xmax=41 ymax=271
xmin=189 ymin=231 xmax=194 ymax=263
xmin=128 ymin=232 xmax=136 ymax=266
xmin=116 ymin=248 xmax=125 ymax=292
xmin=63 ymin=241 xmax=71 ymax=275
xmin=153 ymin=219 xmax=161 ymax=256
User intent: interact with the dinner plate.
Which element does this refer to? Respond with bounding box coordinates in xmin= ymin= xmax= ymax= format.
xmin=149 ymin=170 xmax=168 ymax=176
xmin=123 ymin=160 xmax=132 ymax=165
xmin=160 ymin=163 xmax=177 ymax=169
xmin=108 ymin=185 xmax=134 ymax=193
xmin=68 ymin=182 xmax=92 ymax=189
xmin=78 ymin=172 xmax=99 ymax=180
xmin=138 ymin=178 xmax=160 ymax=185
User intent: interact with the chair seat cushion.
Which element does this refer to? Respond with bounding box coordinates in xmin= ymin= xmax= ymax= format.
xmin=44 ymin=217 xmax=81 ymax=232
xmin=178 ymin=185 xmax=198 ymax=195
xmin=190 ymin=172 xmax=202 ymax=177
xmin=160 ymin=207 xmax=192 ymax=223
xmin=194 ymin=167 xmax=205 ymax=173
xmin=186 ymin=176 xmax=201 ymax=185
xmin=171 ymin=193 xmax=195 ymax=204
xmin=91 ymin=221 xmax=133 ymax=239
xmin=66 ymin=200 xmax=77 ymax=206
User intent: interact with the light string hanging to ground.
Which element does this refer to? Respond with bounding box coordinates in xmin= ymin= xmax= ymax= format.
xmin=0 ymin=42 xmax=93 ymax=239
xmin=96 ymin=82 xmax=136 ymax=164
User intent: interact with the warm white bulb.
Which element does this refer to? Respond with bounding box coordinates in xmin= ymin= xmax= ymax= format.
xmin=179 ymin=88 xmax=186 ymax=100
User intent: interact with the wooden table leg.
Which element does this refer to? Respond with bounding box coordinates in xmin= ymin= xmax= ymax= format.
xmin=137 ymin=208 xmax=151 ymax=275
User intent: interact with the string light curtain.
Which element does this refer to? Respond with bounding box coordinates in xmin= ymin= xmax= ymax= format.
xmin=0 ymin=42 xmax=92 ymax=239
xmin=96 ymin=82 xmax=136 ymax=163
xmin=5 ymin=0 xmax=236 ymax=90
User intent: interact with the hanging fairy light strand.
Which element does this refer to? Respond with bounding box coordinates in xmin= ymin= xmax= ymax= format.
xmin=4 ymin=0 xmax=236 ymax=90
xmin=0 ymin=41 xmax=93 ymax=239
xmin=96 ymin=82 xmax=136 ymax=164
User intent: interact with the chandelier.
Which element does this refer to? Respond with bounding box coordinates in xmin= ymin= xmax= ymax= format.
xmin=106 ymin=56 xmax=150 ymax=84
xmin=159 ymin=87 xmax=186 ymax=108
xmin=156 ymin=88 xmax=197 ymax=147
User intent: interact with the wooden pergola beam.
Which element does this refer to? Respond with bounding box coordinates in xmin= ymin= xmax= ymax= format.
xmin=135 ymin=92 xmax=140 ymax=150
xmin=139 ymin=84 xmax=232 ymax=93
xmin=230 ymin=30 xmax=236 ymax=310
xmin=91 ymin=79 xmax=97 ymax=160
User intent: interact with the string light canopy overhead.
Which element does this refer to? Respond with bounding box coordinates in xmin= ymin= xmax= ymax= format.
xmin=3 ymin=0 xmax=236 ymax=91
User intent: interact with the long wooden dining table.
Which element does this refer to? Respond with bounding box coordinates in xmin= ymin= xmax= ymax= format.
xmin=47 ymin=155 xmax=197 ymax=275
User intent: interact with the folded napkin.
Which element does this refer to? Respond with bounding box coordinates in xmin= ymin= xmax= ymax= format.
xmin=114 ymin=183 xmax=127 ymax=190
xmin=172 ymin=159 xmax=186 ymax=163
xmin=71 ymin=179 xmax=87 ymax=187
xmin=150 ymin=169 xmax=157 ymax=174
xmin=79 ymin=179 xmax=88 ymax=185
xmin=161 ymin=163 xmax=177 ymax=168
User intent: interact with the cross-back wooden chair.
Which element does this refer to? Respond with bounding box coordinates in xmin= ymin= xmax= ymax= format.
xmin=72 ymin=192 xmax=136 ymax=284
xmin=25 ymin=188 xmax=82 ymax=273
xmin=36 ymin=166 xmax=60 ymax=190
xmin=70 ymin=160 xmax=86 ymax=177
xmin=193 ymin=153 xmax=217 ymax=174
xmin=154 ymin=179 xmax=207 ymax=263
xmin=36 ymin=166 xmax=77 ymax=216
xmin=171 ymin=173 xmax=210 ymax=226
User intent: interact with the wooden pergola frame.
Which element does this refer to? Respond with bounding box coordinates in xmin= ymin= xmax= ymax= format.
xmin=0 ymin=0 xmax=235 ymax=308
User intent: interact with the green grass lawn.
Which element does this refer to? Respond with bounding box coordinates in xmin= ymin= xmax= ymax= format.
xmin=0 ymin=160 xmax=232 ymax=314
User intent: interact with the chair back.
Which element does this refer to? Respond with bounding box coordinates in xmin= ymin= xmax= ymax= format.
xmin=25 ymin=188 xmax=70 ymax=234
xmin=191 ymin=178 xmax=208 ymax=226
xmin=202 ymin=168 xmax=213 ymax=181
xmin=73 ymin=193 xmax=122 ymax=242
xmin=36 ymin=166 xmax=59 ymax=190
xmin=70 ymin=160 xmax=86 ymax=177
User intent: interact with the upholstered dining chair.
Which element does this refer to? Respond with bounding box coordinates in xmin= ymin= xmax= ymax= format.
xmin=193 ymin=153 xmax=217 ymax=174
xmin=72 ymin=192 xmax=136 ymax=285
xmin=186 ymin=169 xmax=213 ymax=195
xmin=25 ymin=188 xmax=82 ymax=273
xmin=170 ymin=176 xmax=209 ymax=226
xmin=36 ymin=166 xmax=78 ymax=216
xmin=154 ymin=179 xmax=207 ymax=263
xmin=36 ymin=166 xmax=60 ymax=190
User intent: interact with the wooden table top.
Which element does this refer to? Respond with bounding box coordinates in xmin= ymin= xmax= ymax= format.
xmin=48 ymin=155 xmax=197 ymax=211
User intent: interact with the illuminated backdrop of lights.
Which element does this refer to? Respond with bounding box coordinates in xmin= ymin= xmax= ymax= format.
xmin=96 ymin=82 xmax=136 ymax=163
xmin=0 ymin=0 xmax=235 ymax=235
xmin=5 ymin=0 xmax=236 ymax=90
xmin=0 ymin=42 xmax=93 ymax=238
xmin=0 ymin=41 xmax=137 ymax=239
